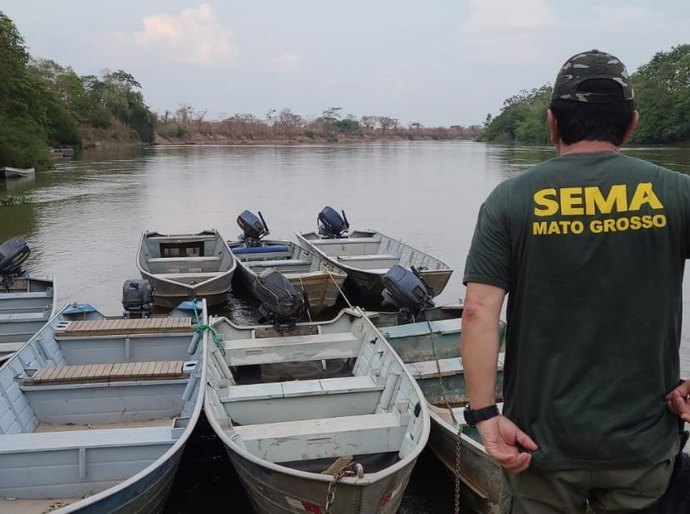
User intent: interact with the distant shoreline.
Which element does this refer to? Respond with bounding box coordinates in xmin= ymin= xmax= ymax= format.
xmin=153 ymin=133 xmax=475 ymax=146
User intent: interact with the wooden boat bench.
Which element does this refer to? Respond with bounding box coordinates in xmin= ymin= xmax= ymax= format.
xmin=55 ymin=317 xmax=194 ymax=337
xmin=23 ymin=360 xmax=188 ymax=385
xmin=222 ymin=375 xmax=383 ymax=402
xmin=232 ymin=412 xmax=407 ymax=462
xmin=0 ymin=425 xmax=176 ymax=455
xmin=224 ymin=332 xmax=361 ymax=366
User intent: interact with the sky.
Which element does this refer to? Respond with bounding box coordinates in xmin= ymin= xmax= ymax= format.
xmin=3 ymin=0 xmax=690 ymax=126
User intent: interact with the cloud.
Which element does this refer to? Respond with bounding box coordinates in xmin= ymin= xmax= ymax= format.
xmin=273 ymin=53 xmax=303 ymax=73
xmin=464 ymin=0 xmax=558 ymax=31
xmin=126 ymin=4 xmax=238 ymax=66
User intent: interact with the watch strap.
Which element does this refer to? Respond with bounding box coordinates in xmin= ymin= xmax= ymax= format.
xmin=464 ymin=404 xmax=499 ymax=427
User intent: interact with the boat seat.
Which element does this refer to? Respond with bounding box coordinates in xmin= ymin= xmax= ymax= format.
xmin=382 ymin=318 xmax=462 ymax=339
xmin=337 ymin=254 xmax=399 ymax=262
xmin=247 ymin=259 xmax=311 ymax=267
xmin=0 ymin=425 xmax=176 ymax=455
xmin=224 ymin=332 xmax=361 ymax=366
xmin=407 ymin=353 xmax=505 ymax=380
xmin=309 ymin=237 xmax=381 ymax=245
xmin=154 ymin=271 xmax=225 ymax=280
xmin=232 ymin=245 xmax=290 ymax=255
xmin=55 ymin=317 xmax=194 ymax=337
xmin=0 ymin=311 xmax=50 ymax=322
xmin=23 ymin=360 xmax=188 ymax=385
xmin=233 ymin=412 xmax=406 ymax=462
xmin=223 ymin=375 xmax=383 ymax=402
xmin=147 ymin=256 xmax=222 ymax=264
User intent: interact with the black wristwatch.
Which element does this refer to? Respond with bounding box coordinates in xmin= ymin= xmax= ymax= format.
xmin=464 ymin=404 xmax=499 ymax=427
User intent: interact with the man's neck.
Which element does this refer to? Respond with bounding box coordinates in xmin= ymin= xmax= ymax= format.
xmin=556 ymin=140 xmax=620 ymax=156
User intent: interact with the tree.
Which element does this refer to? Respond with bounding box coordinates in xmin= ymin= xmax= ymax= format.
xmin=631 ymin=45 xmax=690 ymax=144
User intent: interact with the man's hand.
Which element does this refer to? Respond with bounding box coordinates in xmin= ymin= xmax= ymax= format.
xmin=666 ymin=380 xmax=690 ymax=423
xmin=476 ymin=415 xmax=539 ymax=473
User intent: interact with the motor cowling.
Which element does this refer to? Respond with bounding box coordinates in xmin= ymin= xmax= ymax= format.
xmin=0 ymin=236 xmax=30 ymax=278
xmin=122 ymin=279 xmax=153 ymax=318
xmin=252 ymin=268 xmax=305 ymax=328
xmin=237 ymin=210 xmax=269 ymax=247
xmin=317 ymin=206 xmax=349 ymax=238
xmin=382 ymin=265 xmax=435 ymax=319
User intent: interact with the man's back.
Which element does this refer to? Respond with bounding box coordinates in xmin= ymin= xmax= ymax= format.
xmin=465 ymin=151 xmax=690 ymax=469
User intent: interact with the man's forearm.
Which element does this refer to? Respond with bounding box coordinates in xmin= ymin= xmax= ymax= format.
xmin=461 ymin=283 xmax=505 ymax=409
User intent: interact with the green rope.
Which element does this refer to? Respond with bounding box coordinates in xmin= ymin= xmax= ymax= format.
xmin=188 ymin=300 xmax=225 ymax=356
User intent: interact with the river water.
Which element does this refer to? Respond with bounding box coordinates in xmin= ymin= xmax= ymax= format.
xmin=1 ymin=141 xmax=689 ymax=512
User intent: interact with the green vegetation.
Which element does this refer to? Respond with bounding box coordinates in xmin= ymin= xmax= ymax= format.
xmin=481 ymin=45 xmax=690 ymax=145
xmin=0 ymin=11 xmax=155 ymax=169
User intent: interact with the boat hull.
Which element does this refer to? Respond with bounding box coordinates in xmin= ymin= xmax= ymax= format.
xmin=427 ymin=413 xmax=502 ymax=514
xmin=142 ymin=273 xmax=232 ymax=308
xmin=137 ymin=230 xmax=237 ymax=308
xmin=225 ymin=447 xmax=413 ymax=514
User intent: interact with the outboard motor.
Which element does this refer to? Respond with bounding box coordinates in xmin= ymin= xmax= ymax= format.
xmin=317 ymin=206 xmax=349 ymax=238
xmin=122 ymin=279 xmax=154 ymax=318
xmin=252 ymin=268 xmax=305 ymax=328
xmin=237 ymin=210 xmax=269 ymax=247
xmin=382 ymin=265 xmax=435 ymax=321
xmin=0 ymin=236 xmax=31 ymax=287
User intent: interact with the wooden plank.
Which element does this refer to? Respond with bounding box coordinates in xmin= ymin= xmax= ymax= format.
xmin=58 ymin=317 xmax=193 ymax=336
xmin=24 ymin=360 xmax=186 ymax=385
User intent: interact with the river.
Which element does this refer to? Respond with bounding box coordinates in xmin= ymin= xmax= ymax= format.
xmin=1 ymin=141 xmax=689 ymax=512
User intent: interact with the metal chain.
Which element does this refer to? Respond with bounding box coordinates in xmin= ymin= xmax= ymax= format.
xmin=427 ymin=320 xmax=462 ymax=514
xmin=427 ymin=321 xmax=458 ymax=425
xmin=324 ymin=462 xmax=359 ymax=514
xmin=454 ymin=425 xmax=463 ymax=514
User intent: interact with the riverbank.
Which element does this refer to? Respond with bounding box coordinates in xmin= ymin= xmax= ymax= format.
xmin=154 ymin=132 xmax=476 ymax=146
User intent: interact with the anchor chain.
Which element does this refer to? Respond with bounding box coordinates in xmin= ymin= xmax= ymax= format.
xmin=324 ymin=462 xmax=360 ymax=514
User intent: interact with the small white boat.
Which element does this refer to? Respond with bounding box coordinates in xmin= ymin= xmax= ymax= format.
xmin=1 ymin=166 xmax=36 ymax=179
xmin=137 ymin=229 xmax=237 ymax=308
xmin=205 ymin=307 xmax=430 ymax=514
xmin=0 ymin=300 xmax=208 ymax=513
xmin=230 ymin=239 xmax=347 ymax=316
xmin=0 ymin=275 xmax=56 ymax=364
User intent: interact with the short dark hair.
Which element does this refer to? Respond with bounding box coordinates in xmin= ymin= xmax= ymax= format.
xmin=549 ymin=79 xmax=635 ymax=146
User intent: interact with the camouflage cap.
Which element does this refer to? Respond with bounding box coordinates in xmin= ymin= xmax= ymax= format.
xmin=551 ymin=49 xmax=634 ymax=103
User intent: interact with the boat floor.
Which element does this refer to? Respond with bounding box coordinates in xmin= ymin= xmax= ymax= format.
xmin=0 ymin=498 xmax=80 ymax=514
xmin=234 ymin=359 xmax=355 ymax=385
xmin=34 ymin=417 xmax=174 ymax=433
xmin=280 ymin=451 xmax=400 ymax=474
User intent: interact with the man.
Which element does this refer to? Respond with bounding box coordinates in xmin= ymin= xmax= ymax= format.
xmin=461 ymin=49 xmax=690 ymax=513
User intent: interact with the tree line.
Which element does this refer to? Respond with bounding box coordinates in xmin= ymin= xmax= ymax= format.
xmin=0 ymin=11 xmax=155 ymax=169
xmin=156 ymin=105 xmax=479 ymax=143
xmin=481 ymin=45 xmax=690 ymax=145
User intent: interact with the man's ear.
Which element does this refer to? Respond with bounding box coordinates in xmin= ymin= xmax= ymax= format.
xmin=547 ymin=109 xmax=559 ymax=146
xmin=621 ymin=110 xmax=639 ymax=145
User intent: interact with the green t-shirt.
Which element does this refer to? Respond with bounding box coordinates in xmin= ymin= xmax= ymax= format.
xmin=464 ymin=152 xmax=689 ymax=470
